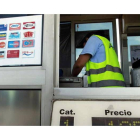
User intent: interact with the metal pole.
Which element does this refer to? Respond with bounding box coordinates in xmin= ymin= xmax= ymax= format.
xmin=54 ymin=14 xmax=60 ymax=87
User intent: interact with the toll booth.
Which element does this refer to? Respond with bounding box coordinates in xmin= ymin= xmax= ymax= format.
xmin=52 ymin=14 xmax=140 ymax=126
xmin=1 ymin=14 xmax=140 ymax=126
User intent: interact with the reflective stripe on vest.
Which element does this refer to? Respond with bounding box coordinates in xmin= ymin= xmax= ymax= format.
xmin=87 ymin=71 xmax=124 ymax=83
xmin=88 ymin=80 xmax=126 ymax=87
xmin=87 ymin=65 xmax=122 ymax=75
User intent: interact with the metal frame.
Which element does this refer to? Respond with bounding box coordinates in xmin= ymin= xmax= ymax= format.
xmin=55 ymin=15 xmax=140 ymax=97
xmin=54 ymin=15 xmax=60 ymax=87
xmin=54 ymin=88 xmax=140 ymax=100
xmin=41 ymin=14 xmax=55 ymax=125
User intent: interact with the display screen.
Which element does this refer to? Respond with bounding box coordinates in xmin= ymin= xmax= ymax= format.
xmin=92 ymin=117 xmax=140 ymax=126
xmin=0 ymin=15 xmax=43 ymax=66
xmin=60 ymin=116 xmax=74 ymax=126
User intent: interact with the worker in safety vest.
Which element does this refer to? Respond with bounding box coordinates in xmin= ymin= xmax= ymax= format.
xmin=72 ymin=34 xmax=126 ymax=87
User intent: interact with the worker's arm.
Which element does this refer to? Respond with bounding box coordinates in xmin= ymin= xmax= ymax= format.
xmin=72 ymin=54 xmax=91 ymax=77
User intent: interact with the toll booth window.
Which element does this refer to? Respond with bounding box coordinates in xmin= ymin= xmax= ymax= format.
xmin=127 ymin=36 xmax=140 ymax=86
xmin=59 ymin=21 xmax=114 ymax=88
xmin=127 ymin=36 xmax=140 ymax=62
xmin=75 ymin=22 xmax=113 ymax=77
xmin=59 ymin=22 xmax=71 ymax=77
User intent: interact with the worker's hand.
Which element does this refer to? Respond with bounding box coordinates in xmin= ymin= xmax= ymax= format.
xmin=72 ymin=54 xmax=91 ymax=77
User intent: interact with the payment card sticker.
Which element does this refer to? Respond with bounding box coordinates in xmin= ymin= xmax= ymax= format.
xmin=23 ymin=31 xmax=35 ymax=38
xmin=0 ymin=33 xmax=6 ymax=40
xmin=8 ymin=41 xmax=20 ymax=48
xmin=22 ymin=40 xmax=35 ymax=48
xmin=22 ymin=50 xmax=35 ymax=58
xmin=7 ymin=50 xmax=19 ymax=58
xmin=0 ymin=51 xmax=5 ymax=58
xmin=0 ymin=24 xmax=7 ymax=32
xmin=9 ymin=23 xmax=21 ymax=31
xmin=0 ymin=41 xmax=6 ymax=49
xmin=23 ymin=22 xmax=35 ymax=29
xmin=9 ymin=32 xmax=20 ymax=39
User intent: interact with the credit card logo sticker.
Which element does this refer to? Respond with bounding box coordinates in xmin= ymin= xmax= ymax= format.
xmin=0 ymin=42 xmax=6 ymax=48
xmin=0 ymin=24 xmax=7 ymax=32
xmin=22 ymin=50 xmax=34 ymax=58
xmin=9 ymin=32 xmax=20 ymax=39
xmin=23 ymin=31 xmax=35 ymax=38
xmin=8 ymin=41 xmax=20 ymax=48
xmin=9 ymin=23 xmax=21 ymax=30
xmin=23 ymin=22 xmax=35 ymax=29
xmin=0 ymin=33 xmax=6 ymax=40
xmin=22 ymin=40 xmax=34 ymax=47
xmin=7 ymin=50 xmax=19 ymax=58
xmin=0 ymin=51 xmax=5 ymax=58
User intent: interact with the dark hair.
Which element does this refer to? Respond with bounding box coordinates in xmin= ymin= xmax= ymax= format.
xmin=86 ymin=32 xmax=93 ymax=38
xmin=82 ymin=33 xmax=93 ymax=45
xmin=76 ymin=30 xmax=110 ymax=48
xmin=84 ymin=30 xmax=110 ymax=41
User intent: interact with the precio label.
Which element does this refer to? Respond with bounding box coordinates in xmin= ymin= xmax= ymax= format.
xmin=105 ymin=110 xmax=132 ymax=116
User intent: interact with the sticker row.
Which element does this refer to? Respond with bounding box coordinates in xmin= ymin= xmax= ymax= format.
xmin=0 ymin=40 xmax=35 ymax=48
xmin=0 ymin=22 xmax=35 ymax=31
xmin=0 ymin=31 xmax=35 ymax=40
xmin=0 ymin=50 xmax=34 ymax=58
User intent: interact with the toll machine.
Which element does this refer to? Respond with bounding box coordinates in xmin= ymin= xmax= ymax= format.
xmin=1 ymin=14 xmax=140 ymax=126
xmin=51 ymin=14 xmax=140 ymax=126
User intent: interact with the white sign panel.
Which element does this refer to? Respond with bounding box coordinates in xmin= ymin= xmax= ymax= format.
xmin=51 ymin=100 xmax=140 ymax=126
xmin=0 ymin=15 xmax=42 ymax=66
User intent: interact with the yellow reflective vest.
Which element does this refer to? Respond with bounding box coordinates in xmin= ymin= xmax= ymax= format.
xmin=86 ymin=35 xmax=125 ymax=87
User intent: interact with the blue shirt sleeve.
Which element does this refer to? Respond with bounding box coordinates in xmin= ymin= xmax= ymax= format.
xmin=80 ymin=36 xmax=100 ymax=57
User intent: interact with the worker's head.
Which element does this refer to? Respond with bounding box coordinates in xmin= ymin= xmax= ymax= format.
xmin=83 ymin=37 xmax=89 ymax=47
xmin=82 ymin=32 xmax=110 ymax=47
xmin=82 ymin=33 xmax=92 ymax=47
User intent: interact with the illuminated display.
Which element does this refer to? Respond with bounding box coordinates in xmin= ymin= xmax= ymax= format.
xmin=60 ymin=116 xmax=74 ymax=126
xmin=92 ymin=117 xmax=140 ymax=126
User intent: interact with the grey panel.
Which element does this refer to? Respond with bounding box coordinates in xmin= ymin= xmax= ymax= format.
xmin=122 ymin=38 xmax=128 ymax=47
xmin=0 ymin=90 xmax=41 ymax=126
xmin=131 ymin=68 xmax=140 ymax=87
xmin=122 ymin=47 xmax=130 ymax=86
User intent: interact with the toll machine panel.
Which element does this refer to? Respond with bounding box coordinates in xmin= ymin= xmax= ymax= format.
xmin=51 ymin=100 xmax=140 ymax=126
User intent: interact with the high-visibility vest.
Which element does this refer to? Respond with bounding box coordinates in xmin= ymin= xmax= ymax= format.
xmin=86 ymin=35 xmax=126 ymax=87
